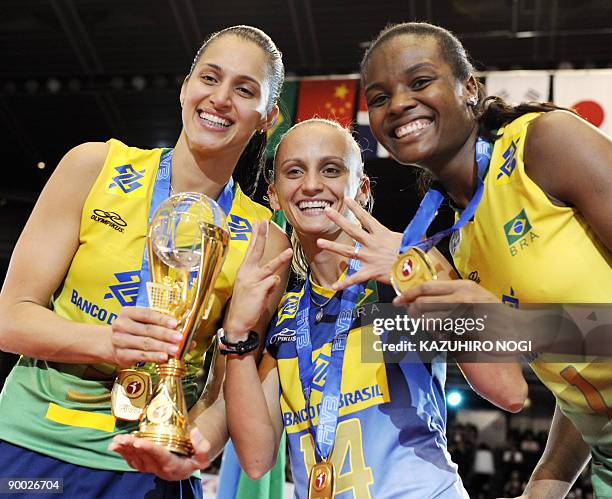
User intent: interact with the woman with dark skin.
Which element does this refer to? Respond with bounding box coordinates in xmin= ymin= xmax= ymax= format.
xmin=320 ymin=22 xmax=612 ymax=498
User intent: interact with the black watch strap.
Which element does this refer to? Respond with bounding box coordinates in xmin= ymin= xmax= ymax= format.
xmin=217 ymin=328 xmax=260 ymax=356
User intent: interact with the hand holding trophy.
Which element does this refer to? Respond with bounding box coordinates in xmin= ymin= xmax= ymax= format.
xmin=116 ymin=192 xmax=229 ymax=456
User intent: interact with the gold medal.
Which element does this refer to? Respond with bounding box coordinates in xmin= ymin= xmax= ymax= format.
xmin=308 ymin=461 xmax=335 ymax=499
xmin=390 ymin=246 xmax=437 ymax=295
xmin=111 ymin=369 xmax=152 ymax=421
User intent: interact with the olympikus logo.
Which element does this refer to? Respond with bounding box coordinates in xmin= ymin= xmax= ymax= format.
xmin=269 ymin=327 xmax=296 ymax=344
xmin=91 ymin=209 xmax=127 ymax=233
xmin=104 ymin=270 xmax=140 ymax=307
xmin=108 ymin=164 xmax=145 ymax=193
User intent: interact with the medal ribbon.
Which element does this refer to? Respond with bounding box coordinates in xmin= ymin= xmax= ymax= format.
xmin=295 ymin=247 xmax=362 ymax=462
xmin=399 ymin=137 xmax=492 ymax=251
xmin=135 ymin=149 xmax=235 ymax=308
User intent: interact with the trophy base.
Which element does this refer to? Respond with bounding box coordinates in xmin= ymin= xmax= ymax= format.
xmin=135 ymin=358 xmax=193 ymax=456
xmin=133 ymin=429 xmax=194 ymax=456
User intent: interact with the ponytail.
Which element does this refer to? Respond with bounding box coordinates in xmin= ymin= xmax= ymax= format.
xmin=233 ymin=131 xmax=268 ymax=196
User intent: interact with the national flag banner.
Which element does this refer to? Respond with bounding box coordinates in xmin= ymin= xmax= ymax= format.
xmin=553 ymin=69 xmax=612 ymax=136
xmin=355 ymin=87 xmax=389 ymax=160
xmin=266 ymin=81 xmax=298 ymax=158
xmin=485 ymin=70 xmax=550 ymax=104
xmin=295 ymin=78 xmax=357 ymax=127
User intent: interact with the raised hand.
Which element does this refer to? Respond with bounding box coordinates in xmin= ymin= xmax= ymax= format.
xmin=111 ymin=307 xmax=182 ymax=367
xmin=316 ymin=197 xmax=401 ymax=290
xmin=109 ymin=428 xmax=211 ymax=480
xmin=224 ymin=219 xmax=293 ymax=336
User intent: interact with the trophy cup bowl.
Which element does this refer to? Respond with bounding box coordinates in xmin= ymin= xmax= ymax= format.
xmin=133 ymin=192 xmax=229 ymax=455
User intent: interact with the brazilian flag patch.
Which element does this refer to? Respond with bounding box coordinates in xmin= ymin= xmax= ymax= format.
xmin=503 ymin=209 xmax=532 ymax=246
xmin=355 ymin=280 xmax=379 ymax=307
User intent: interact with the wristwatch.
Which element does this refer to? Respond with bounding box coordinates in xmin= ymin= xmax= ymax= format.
xmin=217 ymin=328 xmax=260 ymax=356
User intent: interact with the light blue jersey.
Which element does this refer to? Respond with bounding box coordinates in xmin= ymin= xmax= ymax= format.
xmin=266 ymin=280 xmax=467 ymax=499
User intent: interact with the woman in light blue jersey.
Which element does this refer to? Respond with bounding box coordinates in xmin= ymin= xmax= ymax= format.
xmin=218 ymin=118 xmax=525 ymax=498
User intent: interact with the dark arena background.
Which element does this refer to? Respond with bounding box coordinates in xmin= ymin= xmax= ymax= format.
xmin=1 ymin=1 xmax=611 ymax=497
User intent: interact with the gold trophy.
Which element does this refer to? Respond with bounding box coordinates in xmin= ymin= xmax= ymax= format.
xmin=133 ymin=192 xmax=229 ymax=455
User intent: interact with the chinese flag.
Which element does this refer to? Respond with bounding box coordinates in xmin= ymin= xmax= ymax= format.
xmin=295 ymin=79 xmax=357 ymax=127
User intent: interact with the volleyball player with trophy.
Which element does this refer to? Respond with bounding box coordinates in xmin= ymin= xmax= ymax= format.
xmin=0 ymin=25 xmax=291 ymax=498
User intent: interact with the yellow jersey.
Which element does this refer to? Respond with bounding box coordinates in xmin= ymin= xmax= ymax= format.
xmin=452 ymin=112 xmax=612 ymax=453
xmin=0 ymin=139 xmax=271 ymax=470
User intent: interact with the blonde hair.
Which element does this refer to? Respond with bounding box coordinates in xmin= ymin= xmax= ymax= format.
xmin=270 ymin=118 xmax=373 ymax=280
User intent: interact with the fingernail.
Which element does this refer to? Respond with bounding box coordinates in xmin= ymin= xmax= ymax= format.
xmin=169 ymin=345 xmax=179 ymax=354
xmin=158 ymin=353 xmax=167 ymax=362
xmin=173 ymin=333 xmax=183 ymax=342
xmin=167 ymin=318 xmax=178 ymax=328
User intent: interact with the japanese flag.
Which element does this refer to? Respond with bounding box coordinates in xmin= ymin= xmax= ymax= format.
xmin=485 ymin=71 xmax=550 ymax=105
xmin=553 ymin=69 xmax=612 ymax=137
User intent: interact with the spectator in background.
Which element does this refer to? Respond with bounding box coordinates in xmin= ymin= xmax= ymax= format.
xmin=471 ymin=442 xmax=495 ymax=498
xmin=503 ymin=470 xmax=525 ymax=498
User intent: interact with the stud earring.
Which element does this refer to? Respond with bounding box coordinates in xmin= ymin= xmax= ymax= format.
xmin=467 ymin=96 xmax=478 ymax=107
